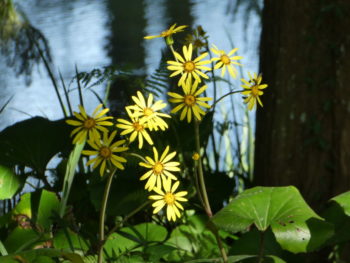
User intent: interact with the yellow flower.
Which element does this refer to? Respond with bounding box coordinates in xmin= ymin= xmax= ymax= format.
xmin=126 ymin=91 xmax=170 ymax=131
xmin=116 ymin=117 xmax=153 ymax=149
xmin=149 ymin=178 xmax=188 ymax=222
xmin=168 ymin=80 xmax=212 ymax=123
xmin=144 ymin=23 xmax=187 ymax=40
xmin=66 ymin=104 xmax=113 ymax=144
xmin=167 ymin=44 xmax=211 ymax=87
xmin=211 ymin=45 xmax=243 ymax=79
xmin=139 ymin=146 xmax=180 ymax=191
xmin=241 ymin=72 xmax=268 ymax=110
xmin=82 ymin=131 xmax=128 ymax=176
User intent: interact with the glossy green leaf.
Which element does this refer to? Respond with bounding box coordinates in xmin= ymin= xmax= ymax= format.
xmin=0 ymin=165 xmax=21 ymax=200
xmin=331 ymin=191 xmax=350 ymax=216
xmin=211 ymin=186 xmax=332 ymax=253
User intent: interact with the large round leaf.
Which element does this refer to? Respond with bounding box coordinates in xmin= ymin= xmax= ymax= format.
xmin=0 ymin=165 xmax=21 ymax=200
xmin=211 ymin=186 xmax=333 ymax=253
xmin=0 ymin=117 xmax=71 ymax=174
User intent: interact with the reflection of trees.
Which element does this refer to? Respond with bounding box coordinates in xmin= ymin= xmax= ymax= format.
xmin=106 ymin=0 xmax=146 ymax=69
xmin=0 ymin=0 xmax=51 ymax=82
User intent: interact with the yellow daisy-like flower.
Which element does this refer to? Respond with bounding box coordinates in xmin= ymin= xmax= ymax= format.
xmin=144 ymin=23 xmax=187 ymax=40
xmin=126 ymin=91 xmax=170 ymax=131
xmin=66 ymin=104 xmax=113 ymax=144
xmin=82 ymin=131 xmax=128 ymax=176
xmin=167 ymin=44 xmax=211 ymax=87
xmin=241 ymin=72 xmax=268 ymax=111
xmin=168 ymin=80 xmax=212 ymax=123
xmin=139 ymin=146 xmax=180 ymax=191
xmin=116 ymin=117 xmax=153 ymax=149
xmin=149 ymin=178 xmax=188 ymax=222
xmin=211 ymin=45 xmax=243 ymax=79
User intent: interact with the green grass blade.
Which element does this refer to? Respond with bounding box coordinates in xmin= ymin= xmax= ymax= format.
xmin=59 ymin=141 xmax=85 ymax=218
xmin=0 ymin=240 xmax=8 ymax=256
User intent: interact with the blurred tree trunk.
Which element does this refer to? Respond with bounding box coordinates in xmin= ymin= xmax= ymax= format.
xmin=255 ymin=0 xmax=350 ymax=212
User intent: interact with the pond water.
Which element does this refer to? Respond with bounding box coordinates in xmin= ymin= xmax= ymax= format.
xmin=0 ymin=0 xmax=261 ymax=173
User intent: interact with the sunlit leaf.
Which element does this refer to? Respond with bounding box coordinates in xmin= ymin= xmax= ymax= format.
xmin=12 ymin=190 xmax=59 ymax=231
xmin=331 ymin=191 xmax=350 ymax=216
xmin=0 ymin=165 xmax=21 ymax=200
xmin=211 ymin=186 xmax=333 ymax=253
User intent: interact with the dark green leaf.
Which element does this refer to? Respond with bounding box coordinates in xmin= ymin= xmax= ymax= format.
xmin=0 ymin=117 xmax=72 ymax=173
xmin=0 ymin=249 xmax=84 ymax=263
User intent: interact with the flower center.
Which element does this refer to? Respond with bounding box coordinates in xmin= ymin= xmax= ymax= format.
xmin=251 ymin=86 xmax=260 ymax=97
xmin=184 ymin=61 xmax=195 ymax=72
xmin=133 ymin=122 xmax=144 ymax=131
xmin=153 ymin=162 xmax=164 ymax=175
xmin=220 ymin=54 xmax=231 ymax=65
xmin=184 ymin=95 xmax=196 ymax=106
xmin=99 ymin=146 xmax=112 ymax=159
xmin=84 ymin=117 xmax=96 ymax=129
xmin=164 ymin=192 xmax=175 ymax=205
xmin=143 ymin=107 xmax=153 ymax=117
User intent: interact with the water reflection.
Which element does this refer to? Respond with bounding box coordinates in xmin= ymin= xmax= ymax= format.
xmin=0 ymin=1 xmax=262 ymax=171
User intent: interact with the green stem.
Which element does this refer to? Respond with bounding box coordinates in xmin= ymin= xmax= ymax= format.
xmin=0 ymin=240 xmax=8 ymax=256
xmin=169 ymin=44 xmax=179 ymax=63
xmin=194 ymin=120 xmax=228 ymax=263
xmin=127 ymin=152 xmax=147 ymax=163
xmin=194 ymin=119 xmax=212 ymax=217
xmin=212 ymin=89 xmax=245 ymax=108
xmin=98 ymin=168 xmax=117 ymax=263
xmin=105 ymin=201 xmax=151 ymax=240
xmin=257 ymin=231 xmax=265 ymax=263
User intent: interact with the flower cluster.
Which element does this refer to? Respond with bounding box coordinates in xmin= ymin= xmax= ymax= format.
xmin=65 ymin=22 xmax=269 ymax=223
xmin=145 ymin=24 xmax=267 ymax=112
xmin=116 ymin=92 xmax=188 ymax=221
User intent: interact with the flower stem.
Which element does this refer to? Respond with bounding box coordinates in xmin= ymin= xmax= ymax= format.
xmin=193 ymin=120 xmax=228 ymax=263
xmin=194 ymin=119 xmax=212 ymax=217
xmin=212 ymin=89 xmax=245 ymax=108
xmin=169 ymin=44 xmax=179 ymax=63
xmin=97 ymin=168 xmax=117 ymax=263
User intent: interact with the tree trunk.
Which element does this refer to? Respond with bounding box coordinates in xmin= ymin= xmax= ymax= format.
xmin=255 ymin=0 xmax=350 ymax=211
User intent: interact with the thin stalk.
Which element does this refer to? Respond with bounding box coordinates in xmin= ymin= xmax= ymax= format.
xmin=98 ymin=168 xmax=118 ymax=263
xmin=0 ymin=240 xmax=8 ymax=256
xmin=212 ymin=89 xmax=245 ymax=108
xmin=169 ymin=44 xmax=179 ymax=63
xmin=194 ymin=120 xmax=212 ymax=217
xmin=59 ymin=71 xmax=73 ymax=116
xmin=105 ymin=201 xmax=150 ymax=240
xmin=193 ymin=120 xmax=228 ymax=263
xmin=75 ymin=65 xmax=84 ymax=107
xmin=31 ymin=36 xmax=67 ymax=118
xmin=257 ymin=231 xmax=265 ymax=263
